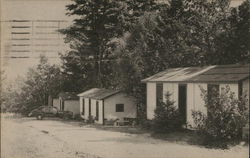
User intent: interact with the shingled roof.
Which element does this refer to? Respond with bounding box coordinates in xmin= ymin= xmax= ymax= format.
xmin=58 ymin=92 xmax=78 ymax=100
xmin=142 ymin=64 xmax=249 ymax=83
xmin=77 ymin=88 xmax=121 ymax=100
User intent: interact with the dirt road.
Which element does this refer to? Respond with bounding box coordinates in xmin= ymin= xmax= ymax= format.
xmin=1 ymin=116 xmax=249 ymax=158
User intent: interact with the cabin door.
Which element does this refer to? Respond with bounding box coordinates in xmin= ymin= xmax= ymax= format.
xmin=89 ymin=99 xmax=91 ymax=117
xmin=178 ymin=84 xmax=187 ymax=124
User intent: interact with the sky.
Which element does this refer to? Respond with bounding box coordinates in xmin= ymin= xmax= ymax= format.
xmin=1 ymin=0 xmax=73 ymax=82
xmin=0 ymin=0 xmax=245 ymax=84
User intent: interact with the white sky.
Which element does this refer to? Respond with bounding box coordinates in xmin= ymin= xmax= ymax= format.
xmin=1 ymin=0 xmax=73 ymax=82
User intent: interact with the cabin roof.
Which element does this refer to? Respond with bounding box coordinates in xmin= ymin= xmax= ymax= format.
xmin=142 ymin=64 xmax=249 ymax=83
xmin=58 ymin=92 xmax=78 ymax=100
xmin=77 ymin=88 xmax=121 ymax=100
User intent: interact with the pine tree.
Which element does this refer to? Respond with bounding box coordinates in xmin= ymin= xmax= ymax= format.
xmin=60 ymin=0 xmax=161 ymax=91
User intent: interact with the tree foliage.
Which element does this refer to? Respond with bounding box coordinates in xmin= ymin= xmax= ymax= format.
xmin=216 ymin=0 xmax=250 ymax=64
xmin=192 ymin=85 xmax=249 ymax=144
xmin=1 ymin=56 xmax=64 ymax=114
xmin=114 ymin=0 xmax=249 ymax=120
xmin=60 ymin=0 xmax=163 ymax=91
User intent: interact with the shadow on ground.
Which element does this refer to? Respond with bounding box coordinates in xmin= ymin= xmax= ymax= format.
xmin=93 ymin=125 xmax=248 ymax=149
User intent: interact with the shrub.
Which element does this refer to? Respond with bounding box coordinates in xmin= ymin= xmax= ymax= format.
xmin=152 ymin=92 xmax=182 ymax=133
xmin=74 ymin=114 xmax=83 ymax=121
xmin=140 ymin=119 xmax=154 ymax=130
xmin=87 ymin=115 xmax=95 ymax=124
xmin=192 ymin=85 xmax=248 ymax=144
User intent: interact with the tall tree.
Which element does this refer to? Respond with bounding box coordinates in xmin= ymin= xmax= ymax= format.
xmin=60 ymin=0 xmax=162 ymax=91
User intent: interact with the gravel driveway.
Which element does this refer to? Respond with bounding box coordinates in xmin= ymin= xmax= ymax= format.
xmin=1 ymin=116 xmax=249 ymax=158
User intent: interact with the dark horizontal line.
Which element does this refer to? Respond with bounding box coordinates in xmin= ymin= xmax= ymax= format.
xmin=0 ymin=57 xmax=121 ymax=60
xmin=10 ymin=20 xmax=31 ymax=22
xmin=11 ymin=32 xmax=30 ymax=34
xmin=35 ymin=32 xmax=58 ymax=34
xmin=6 ymin=0 xmax=69 ymax=1
xmin=33 ymin=38 xmax=60 ymax=40
xmin=35 ymin=52 xmax=58 ymax=54
xmin=0 ymin=56 xmax=52 ymax=58
xmin=34 ymin=44 xmax=60 ymax=46
xmin=35 ymin=20 xmax=67 ymax=22
xmin=11 ymin=38 xmax=30 ymax=40
xmin=1 ymin=20 xmax=68 ymax=23
xmin=0 ymin=56 xmax=59 ymax=59
xmin=8 ymin=20 xmax=67 ymax=22
xmin=35 ymin=50 xmax=57 ymax=52
xmin=10 ymin=56 xmax=30 ymax=58
xmin=12 ymin=44 xmax=30 ymax=46
xmin=35 ymin=26 xmax=59 ymax=28
xmin=11 ymin=50 xmax=30 ymax=52
xmin=11 ymin=38 xmax=61 ymax=40
xmin=12 ymin=26 xmax=31 ymax=28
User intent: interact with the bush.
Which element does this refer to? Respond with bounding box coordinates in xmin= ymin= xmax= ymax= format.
xmin=140 ymin=119 xmax=154 ymax=130
xmin=74 ymin=114 xmax=83 ymax=121
xmin=87 ymin=115 xmax=95 ymax=124
xmin=152 ymin=92 xmax=182 ymax=133
xmin=192 ymin=85 xmax=248 ymax=144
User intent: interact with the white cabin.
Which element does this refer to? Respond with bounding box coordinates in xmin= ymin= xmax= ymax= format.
xmin=142 ymin=64 xmax=249 ymax=127
xmin=78 ymin=88 xmax=137 ymax=124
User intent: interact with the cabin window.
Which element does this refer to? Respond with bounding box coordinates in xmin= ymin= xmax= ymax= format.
xmin=82 ymin=98 xmax=85 ymax=115
xmin=156 ymin=83 xmax=163 ymax=106
xmin=116 ymin=104 xmax=124 ymax=112
xmin=96 ymin=101 xmax=99 ymax=120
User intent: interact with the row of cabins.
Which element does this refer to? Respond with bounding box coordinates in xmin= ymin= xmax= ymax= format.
xmin=52 ymin=64 xmax=249 ymax=127
xmin=53 ymin=89 xmax=137 ymax=124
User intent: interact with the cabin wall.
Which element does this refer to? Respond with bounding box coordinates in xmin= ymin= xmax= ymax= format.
xmin=187 ymin=83 xmax=207 ymax=127
xmin=146 ymin=81 xmax=243 ymax=127
xmin=104 ymin=93 xmax=137 ymax=121
xmin=52 ymin=98 xmax=60 ymax=110
xmin=82 ymin=98 xmax=90 ymax=120
xmin=147 ymin=83 xmax=156 ymax=120
xmin=80 ymin=97 xmax=83 ymax=117
xmin=96 ymin=100 xmax=104 ymax=124
xmin=220 ymin=83 xmax=239 ymax=98
xmin=80 ymin=97 xmax=100 ymax=121
xmin=64 ymin=100 xmax=80 ymax=115
xmin=90 ymin=99 xmax=104 ymax=124
xmin=59 ymin=98 xmax=63 ymax=110
xmin=90 ymin=99 xmax=97 ymax=118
